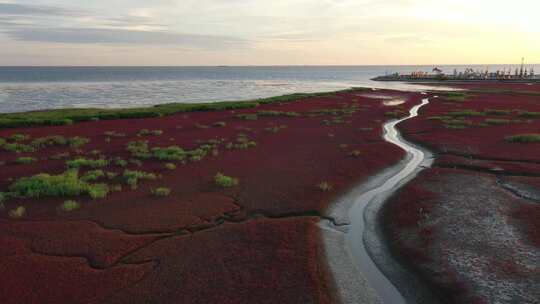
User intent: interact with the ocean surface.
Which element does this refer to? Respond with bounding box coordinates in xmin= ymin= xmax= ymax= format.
xmin=0 ymin=65 xmax=537 ymax=113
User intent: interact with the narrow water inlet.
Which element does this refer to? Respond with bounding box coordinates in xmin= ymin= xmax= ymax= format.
xmin=345 ymin=98 xmax=431 ymax=304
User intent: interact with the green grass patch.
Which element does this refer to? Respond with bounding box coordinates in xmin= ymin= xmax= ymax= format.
xmin=505 ymin=134 xmax=540 ymax=143
xmin=446 ymin=109 xmax=485 ymax=117
xmin=68 ymin=136 xmax=90 ymax=148
xmin=484 ymin=108 xmax=511 ymax=116
xmin=236 ymin=113 xmax=258 ymax=121
xmin=440 ymin=92 xmax=470 ymax=102
xmin=8 ymin=170 xmax=108 ymax=199
xmin=152 ymin=187 xmax=171 ymax=197
xmin=138 ymin=129 xmax=163 ymax=136
xmin=265 ymin=125 xmax=287 ymax=133
xmin=10 ymin=134 xmax=30 ymax=142
xmin=164 ymin=163 xmax=176 ymax=170
xmin=15 ymin=156 xmax=37 ymax=164
xmin=9 ymin=206 xmax=26 ymax=218
xmin=60 ymin=200 xmax=80 ymax=212
xmin=3 ymin=142 xmax=35 ymax=153
xmin=87 ymin=183 xmax=109 ymax=199
xmin=81 ymin=169 xmax=105 ymax=182
xmin=30 ymin=135 xmax=67 ymax=148
xmin=123 ymin=169 xmax=157 ymax=189
xmin=518 ymin=111 xmax=540 ymax=118
xmin=126 ymin=140 xmax=151 ymax=158
xmin=214 ymin=172 xmax=238 ymax=188
xmin=484 ymin=118 xmax=511 ymax=125
xmin=66 ymin=158 xmax=109 ymax=169
xmin=152 ymin=146 xmax=186 ymax=161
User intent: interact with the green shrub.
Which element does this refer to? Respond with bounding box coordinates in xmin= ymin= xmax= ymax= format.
xmin=236 ymin=113 xmax=258 ymax=121
xmin=138 ymin=129 xmax=163 ymax=136
xmin=265 ymin=125 xmax=287 ymax=133
xmin=114 ymin=158 xmax=128 ymax=167
xmin=152 ymin=146 xmax=186 ymax=161
xmin=214 ymin=172 xmax=239 ymax=188
xmin=88 ymin=184 xmax=109 ymax=199
xmin=123 ymin=170 xmax=157 ymax=188
xmin=8 ymin=170 xmax=108 ymax=200
xmin=0 ymin=192 xmax=5 ymax=203
xmin=104 ymin=131 xmax=126 ymax=137
xmin=9 ymin=206 xmax=26 ymax=218
xmin=518 ymin=111 xmax=540 ymax=118
xmin=0 ymin=138 xmax=6 ymax=146
xmin=81 ymin=170 xmax=105 ymax=182
xmin=10 ymin=134 xmax=30 ymax=142
xmin=126 ymin=140 xmax=151 ymax=158
xmin=441 ymin=92 xmax=469 ymax=102
xmin=485 ymin=118 xmax=511 ymax=125
xmin=9 ymin=170 xmax=88 ymax=198
xmin=3 ymin=143 xmax=34 ymax=153
xmin=66 ymin=158 xmax=109 ymax=169
xmin=110 ymin=184 xmax=123 ymax=192
xmin=446 ymin=109 xmax=485 ymax=117
xmin=152 ymin=187 xmax=171 ymax=197
xmin=106 ymin=172 xmax=118 ymax=179
xmin=60 ymin=200 xmax=80 ymax=212
xmin=164 ymin=163 xmax=176 ymax=170
xmin=484 ymin=108 xmax=511 ymax=115
xmin=30 ymin=135 xmax=67 ymax=148
xmin=505 ymin=134 xmax=540 ymax=143
xmin=443 ymin=119 xmax=472 ymax=129
xmin=15 ymin=157 xmax=37 ymax=164
xmin=68 ymin=136 xmax=90 ymax=148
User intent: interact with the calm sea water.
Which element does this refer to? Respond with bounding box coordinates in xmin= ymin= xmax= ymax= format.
xmin=0 ymin=65 xmax=537 ymax=113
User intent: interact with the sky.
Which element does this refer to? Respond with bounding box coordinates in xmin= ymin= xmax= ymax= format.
xmin=0 ymin=0 xmax=539 ymax=66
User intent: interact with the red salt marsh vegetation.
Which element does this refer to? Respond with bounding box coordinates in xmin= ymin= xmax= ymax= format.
xmin=384 ymin=84 xmax=540 ymax=303
xmin=0 ymin=89 xmax=427 ymax=303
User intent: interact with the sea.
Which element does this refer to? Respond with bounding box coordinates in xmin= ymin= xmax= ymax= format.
xmin=0 ymin=65 xmax=538 ymax=113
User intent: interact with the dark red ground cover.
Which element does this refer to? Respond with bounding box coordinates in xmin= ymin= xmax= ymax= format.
xmin=0 ymin=89 xmax=426 ymax=303
xmin=447 ymin=82 xmax=540 ymax=93
xmin=385 ymin=84 xmax=540 ymax=303
xmin=401 ymin=88 xmax=540 ymax=161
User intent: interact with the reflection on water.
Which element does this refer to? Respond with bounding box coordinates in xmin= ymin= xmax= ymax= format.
xmin=383 ymin=100 xmax=406 ymax=106
xmin=359 ymin=93 xmax=408 ymax=106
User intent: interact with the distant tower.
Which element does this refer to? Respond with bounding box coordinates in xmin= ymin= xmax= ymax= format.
xmin=520 ymin=57 xmax=525 ymax=77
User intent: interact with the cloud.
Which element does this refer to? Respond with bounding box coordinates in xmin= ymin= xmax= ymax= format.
xmin=5 ymin=27 xmax=250 ymax=49
xmin=0 ymin=3 xmax=84 ymax=16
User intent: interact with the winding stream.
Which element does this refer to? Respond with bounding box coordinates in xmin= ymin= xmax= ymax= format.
xmin=344 ymin=97 xmax=432 ymax=303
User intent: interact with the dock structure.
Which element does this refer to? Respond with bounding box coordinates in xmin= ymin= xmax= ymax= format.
xmin=373 ymin=60 xmax=539 ymax=83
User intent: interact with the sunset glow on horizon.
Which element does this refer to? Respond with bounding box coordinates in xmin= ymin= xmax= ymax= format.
xmin=1 ymin=0 xmax=539 ymax=66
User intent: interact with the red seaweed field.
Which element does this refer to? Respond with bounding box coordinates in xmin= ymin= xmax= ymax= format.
xmin=0 ymin=89 xmax=426 ymax=303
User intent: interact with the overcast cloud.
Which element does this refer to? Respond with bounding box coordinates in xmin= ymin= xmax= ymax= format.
xmin=0 ymin=0 xmax=538 ymax=65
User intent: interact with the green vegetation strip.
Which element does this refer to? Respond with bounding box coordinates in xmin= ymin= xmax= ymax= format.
xmin=506 ymin=134 xmax=540 ymax=143
xmin=0 ymin=90 xmax=362 ymax=129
